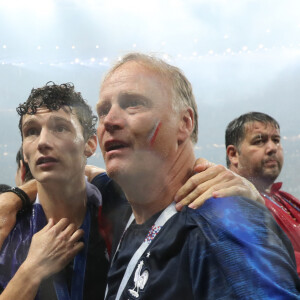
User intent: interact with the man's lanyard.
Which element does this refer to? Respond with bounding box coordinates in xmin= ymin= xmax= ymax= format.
xmin=105 ymin=202 xmax=177 ymax=300
xmin=53 ymin=207 xmax=91 ymax=300
xmin=263 ymin=193 xmax=300 ymax=213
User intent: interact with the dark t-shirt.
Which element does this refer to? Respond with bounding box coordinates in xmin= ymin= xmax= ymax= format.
xmin=0 ymin=178 xmax=126 ymax=300
xmin=106 ymin=197 xmax=300 ymax=300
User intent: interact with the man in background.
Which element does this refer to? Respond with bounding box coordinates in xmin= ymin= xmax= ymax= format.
xmin=226 ymin=111 xmax=300 ymax=276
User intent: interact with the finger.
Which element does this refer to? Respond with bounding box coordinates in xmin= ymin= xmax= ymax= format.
xmin=58 ymin=223 xmax=77 ymax=240
xmin=50 ymin=218 xmax=70 ymax=235
xmin=212 ymin=185 xmax=265 ymax=204
xmin=71 ymin=241 xmax=85 ymax=255
xmin=174 ymin=169 xmax=219 ymax=203
xmin=188 ymin=188 xmax=215 ymax=209
xmin=194 ymin=160 xmax=216 ymax=173
xmin=45 ymin=218 xmax=54 ymax=229
xmin=186 ymin=179 xmax=242 ymax=209
xmin=175 ymin=165 xmax=228 ymax=203
xmin=62 ymin=222 xmax=77 ymax=236
xmin=176 ymin=176 xmax=219 ymax=210
xmin=69 ymin=229 xmax=84 ymax=244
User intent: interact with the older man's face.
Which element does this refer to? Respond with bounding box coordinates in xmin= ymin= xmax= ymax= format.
xmin=96 ymin=61 xmax=180 ymax=179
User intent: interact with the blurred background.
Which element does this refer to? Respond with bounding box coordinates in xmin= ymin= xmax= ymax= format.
xmin=0 ymin=0 xmax=299 ymax=196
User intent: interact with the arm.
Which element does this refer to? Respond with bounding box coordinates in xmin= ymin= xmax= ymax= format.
xmin=0 ymin=164 xmax=105 ymax=248
xmin=0 ymin=180 xmax=37 ymax=249
xmin=85 ymin=165 xmax=106 ymax=182
xmin=175 ymin=158 xmax=264 ymax=210
xmin=0 ymin=218 xmax=84 ymax=300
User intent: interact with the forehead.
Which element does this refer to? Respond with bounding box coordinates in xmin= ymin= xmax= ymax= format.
xmin=22 ymin=106 xmax=79 ymax=126
xmin=99 ymin=61 xmax=171 ymax=104
xmin=244 ymin=121 xmax=280 ymax=137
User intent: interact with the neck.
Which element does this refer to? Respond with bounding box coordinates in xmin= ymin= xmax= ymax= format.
xmin=37 ymin=177 xmax=87 ymax=228
xmin=229 ymin=165 xmax=274 ymax=195
xmin=116 ymin=142 xmax=195 ymax=224
xmin=252 ymin=179 xmax=273 ymax=194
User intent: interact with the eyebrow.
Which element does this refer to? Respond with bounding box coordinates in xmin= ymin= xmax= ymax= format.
xmin=119 ymin=92 xmax=151 ymax=104
xmin=22 ymin=115 xmax=72 ymax=129
xmin=96 ymin=92 xmax=152 ymax=112
xmin=251 ymin=133 xmax=281 ymax=140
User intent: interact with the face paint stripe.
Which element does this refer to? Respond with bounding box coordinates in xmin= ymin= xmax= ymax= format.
xmin=148 ymin=121 xmax=162 ymax=147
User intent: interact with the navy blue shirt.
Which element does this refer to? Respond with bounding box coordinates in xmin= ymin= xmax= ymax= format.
xmin=106 ymin=196 xmax=300 ymax=299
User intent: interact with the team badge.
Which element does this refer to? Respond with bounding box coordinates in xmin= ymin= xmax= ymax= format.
xmin=128 ymin=260 xmax=149 ymax=298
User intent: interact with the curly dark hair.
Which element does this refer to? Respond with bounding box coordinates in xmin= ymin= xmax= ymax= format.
xmin=17 ymin=82 xmax=97 ymax=140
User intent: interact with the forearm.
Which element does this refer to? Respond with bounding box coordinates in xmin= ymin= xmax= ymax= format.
xmin=0 ymin=180 xmax=37 ymax=249
xmin=0 ymin=262 xmax=41 ymax=300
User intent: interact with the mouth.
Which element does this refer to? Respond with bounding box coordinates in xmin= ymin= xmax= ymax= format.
xmin=104 ymin=140 xmax=129 ymax=153
xmin=263 ymin=158 xmax=278 ymax=167
xmin=36 ymin=156 xmax=58 ymax=166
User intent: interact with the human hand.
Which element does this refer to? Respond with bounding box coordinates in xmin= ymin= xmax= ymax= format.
xmin=22 ymin=218 xmax=84 ymax=281
xmin=175 ymin=158 xmax=264 ymax=211
xmin=85 ymin=165 xmax=106 ymax=182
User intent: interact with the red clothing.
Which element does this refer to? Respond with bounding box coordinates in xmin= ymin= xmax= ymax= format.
xmin=262 ymin=182 xmax=300 ymax=276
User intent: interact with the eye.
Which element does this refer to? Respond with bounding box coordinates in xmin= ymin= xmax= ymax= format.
xmin=54 ymin=124 xmax=70 ymax=133
xmin=253 ymin=138 xmax=263 ymax=145
xmin=97 ymin=103 xmax=111 ymax=118
xmin=56 ymin=125 xmax=67 ymax=132
xmin=121 ymin=98 xmax=146 ymax=111
xmin=127 ymin=99 xmax=140 ymax=107
xmin=24 ymin=127 xmax=39 ymax=137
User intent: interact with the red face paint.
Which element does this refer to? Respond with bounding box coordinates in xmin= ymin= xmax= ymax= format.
xmin=148 ymin=121 xmax=162 ymax=147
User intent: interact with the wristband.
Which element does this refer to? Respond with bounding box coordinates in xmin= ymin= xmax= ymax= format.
xmin=6 ymin=186 xmax=31 ymax=211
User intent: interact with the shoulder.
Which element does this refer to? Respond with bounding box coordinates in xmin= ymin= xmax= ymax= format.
xmin=186 ymin=196 xmax=293 ymax=253
xmin=183 ymin=197 xmax=300 ymax=297
xmin=91 ymin=172 xmax=127 ymax=212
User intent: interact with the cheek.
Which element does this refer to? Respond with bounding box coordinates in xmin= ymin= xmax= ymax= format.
xmin=97 ymin=125 xmax=104 ymax=150
xmin=22 ymin=143 xmax=31 ymax=164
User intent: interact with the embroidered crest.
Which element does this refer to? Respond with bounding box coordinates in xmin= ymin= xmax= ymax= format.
xmin=145 ymin=225 xmax=161 ymax=243
xmin=128 ymin=260 xmax=149 ymax=298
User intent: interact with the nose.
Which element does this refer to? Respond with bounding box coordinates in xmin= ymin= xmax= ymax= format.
xmin=37 ymin=127 xmax=53 ymax=152
xmin=103 ymin=104 xmax=125 ymax=132
xmin=265 ymin=139 xmax=277 ymax=154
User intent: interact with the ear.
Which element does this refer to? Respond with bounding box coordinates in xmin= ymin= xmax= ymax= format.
xmin=22 ymin=147 xmax=29 ymax=164
xmin=226 ymin=145 xmax=239 ymax=168
xmin=177 ymin=107 xmax=194 ymax=144
xmin=19 ymin=160 xmax=27 ymax=183
xmin=84 ymin=135 xmax=98 ymax=158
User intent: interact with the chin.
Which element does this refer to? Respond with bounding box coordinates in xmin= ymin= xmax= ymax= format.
xmin=106 ymin=162 xmax=127 ymax=181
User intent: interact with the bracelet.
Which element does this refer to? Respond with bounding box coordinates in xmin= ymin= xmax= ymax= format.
xmin=6 ymin=186 xmax=31 ymax=212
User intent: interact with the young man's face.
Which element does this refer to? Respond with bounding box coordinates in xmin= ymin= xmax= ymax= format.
xmin=96 ymin=61 xmax=180 ymax=180
xmin=21 ymin=106 xmax=89 ymax=184
xmin=235 ymin=121 xmax=284 ymax=184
